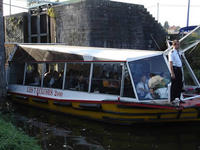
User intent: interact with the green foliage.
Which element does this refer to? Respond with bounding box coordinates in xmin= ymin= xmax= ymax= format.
xmin=8 ymin=16 xmax=23 ymax=27
xmin=0 ymin=116 xmax=41 ymax=150
xmin=5 ymin=16 xmax=24 ymax=42
xmin=163 ymin=21 xmax=169 ymax=31
xmin=184 ymin=69 xmax=195 ymax=85
xmin=183 ymin=43 xmax=200 ymax=85
xmin=180 ymin=27 xmax=200 ymax=50
xmin=47 ymin=7 xmax=56 ymax=18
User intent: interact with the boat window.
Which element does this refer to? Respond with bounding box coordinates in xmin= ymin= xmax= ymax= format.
xmin=122 ymin=65 xmax=136 ymax=98
xmin=91 ymin=63 xmax=122 ymax=95
xmin=64 ymin=63 xmax=90 ymax=92
xmin=128 ymin=55 xmax=170 ymax=100
xmin=183 ymin=44 xmax=200 ymax=85
xmin=43 ymin=63 xmax=64 ymax=89
xmin=182 ymin=63 xmax=196 ymax=86
xmin=25 ymin=63 xmax=43 ymax=87
xmin=180 ymin=26 xmax=200 ymax=50
xmin=9 ymin=62 xmax=25 ymax=85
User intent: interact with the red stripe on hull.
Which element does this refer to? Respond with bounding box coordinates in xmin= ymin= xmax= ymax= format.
xmin=8 ymin=91 xmax=179 ymax=110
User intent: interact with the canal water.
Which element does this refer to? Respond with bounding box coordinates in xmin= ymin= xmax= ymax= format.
xmin=3 ymin=100 xmax=200 ymax=150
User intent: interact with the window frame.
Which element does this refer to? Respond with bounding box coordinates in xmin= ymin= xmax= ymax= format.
xmin=127 ymin=54 xmax=170 ymax=101
xmin=10 ymin=60 xmax=138 ymax=99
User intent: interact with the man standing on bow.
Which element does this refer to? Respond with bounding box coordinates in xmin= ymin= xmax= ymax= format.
xmin=168 ymin=40 xmax=183 ymax=103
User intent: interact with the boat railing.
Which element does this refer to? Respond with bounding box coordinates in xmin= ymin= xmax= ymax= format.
xmin=182 ymin=95 xmax=200 ymax=101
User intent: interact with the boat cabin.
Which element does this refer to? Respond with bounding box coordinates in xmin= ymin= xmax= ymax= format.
xmin=7 ymin=26 xmax=200 ymax=104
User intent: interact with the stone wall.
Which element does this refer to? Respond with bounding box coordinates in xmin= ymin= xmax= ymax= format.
xmin=4 ymin=13 xmax=28 ymax=43
xmin=4 ymin=0 xmax=167 ymax=50
xmin=53 ymin=0 xmax=167 ymax=50
xmin=53 ymin=1 xmax=90 ymax=46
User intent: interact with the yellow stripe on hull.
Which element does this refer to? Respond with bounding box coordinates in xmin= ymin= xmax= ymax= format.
xmin=12 ymin=95 xmax=200 ymax=125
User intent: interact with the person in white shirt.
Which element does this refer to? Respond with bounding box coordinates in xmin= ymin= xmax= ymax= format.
xmin=136 ymin=75 xmax=152 ymax=100
xmin=168 ymin=40 xmax=183 ymax=103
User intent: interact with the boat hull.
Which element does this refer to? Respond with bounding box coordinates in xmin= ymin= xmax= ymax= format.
xmin=8 ymin=92 xmax=200 ymax=125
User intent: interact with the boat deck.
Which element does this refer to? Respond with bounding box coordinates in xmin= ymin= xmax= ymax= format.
xmin=180 ymin=98 xmax=200 ymax=108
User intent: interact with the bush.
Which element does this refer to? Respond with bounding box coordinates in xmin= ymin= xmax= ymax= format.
xmin=0 ymin=117 xmax=41 ymax=150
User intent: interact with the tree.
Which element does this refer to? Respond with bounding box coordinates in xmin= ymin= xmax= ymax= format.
xmin=0 ymin=0 xmax=6 ymax=98
xmin=163 ymin=21 xmax=169 ymax=31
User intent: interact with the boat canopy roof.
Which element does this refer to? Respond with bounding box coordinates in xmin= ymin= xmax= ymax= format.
xmin=9 ymin=44 xmax=163 ymax=62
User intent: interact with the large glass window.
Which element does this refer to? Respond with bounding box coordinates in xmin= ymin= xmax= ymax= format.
xmin=183 ymin=44 xmax=200 ymax=85
xmin=25 ymin=63 xmax=43 ymax=86
xmin=9 ymin=62 xmax=25 ymax=85
xmin=129 ymin=55 xmax=170 ymax=100
xmin=91 ymin=63 xmax=122 ymax=95
xmin=180 ymin=26 xmax=200 ymax=50
xmin=64 ymin=63 xmax=90 ymax=92
xmin=43 ymin=63 xmax=65 ymax=89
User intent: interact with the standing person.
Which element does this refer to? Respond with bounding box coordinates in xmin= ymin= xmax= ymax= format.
xmin=168 ymin=40 xmax=184 ymax=103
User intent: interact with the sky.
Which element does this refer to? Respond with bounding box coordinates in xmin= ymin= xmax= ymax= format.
xmin=3 ymin=0 xmax=28 ymax=15
xmin=3 ymin=0 xmax=200 ymax=27
xmin=112 ymin=0 xmax=200 ymax=27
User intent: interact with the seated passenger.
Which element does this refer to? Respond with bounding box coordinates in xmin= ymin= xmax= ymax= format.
xmin=136 ymin=75 xmax=152 ymax=99
xmin=26 ymin=71 xmax=34 ymax=85
xmin=148 ymin=73 xmax=167 ymax=99
xmin=69 ymin=70 xmax=78 ymax=89
xmin=102 ymin=71 xmax=110 ymax=88
xmin=109 ymin=72 xmax=120 ymax=88
xmin=76 ymin=72 xmax=87 ymax=91
xmin=55 ymin=70 xmax=64 ymax=89
xmin=26 ymin=65 xmax=37 ymax=85
xmin=29 ymin=70 xmax=40 ymax=86
xmin=108 ymin=72 xmax=120 ymax=94
xmin=44 ymin=69 xmax=54 ymax=87
xmin=49 ymin=71 xmax=59 ymax=88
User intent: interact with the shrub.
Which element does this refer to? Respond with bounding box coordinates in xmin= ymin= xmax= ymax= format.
xmin=0 ymin=117 xmax=41 ymax=150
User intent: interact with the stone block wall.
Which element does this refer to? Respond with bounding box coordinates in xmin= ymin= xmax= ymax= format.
xmin=53 ymin=0 xmax=167 ymax=50
xmin=53 ymin=1 xmax=90 ymax=46
xmin=4 ymin=13 xmax=28 ymax=43
xmin=4 ymin=0 xmax=167 ymax=50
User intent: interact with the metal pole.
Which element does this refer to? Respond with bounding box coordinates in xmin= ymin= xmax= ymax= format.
xmin=187 ymin=0 xmax=190 ymax=27
xmin=157 ymin=3 xmax=159 ymax=21
xmin=9 ymin=0 xmax=11 ymax=15
xmin=0 ymin=0 xmax=6 ymax=98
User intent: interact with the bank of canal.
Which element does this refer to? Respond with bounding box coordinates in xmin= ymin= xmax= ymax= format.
xmin=0 ymin=101 xmax=41 ymax=150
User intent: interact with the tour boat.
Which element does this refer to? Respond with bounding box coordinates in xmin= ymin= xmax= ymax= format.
xmin=7 ymin=26 xmax=200 ymax=125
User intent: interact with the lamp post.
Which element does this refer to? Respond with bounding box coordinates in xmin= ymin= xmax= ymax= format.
xmin=10 ymin=0 xmax=11 ymax=15
xmin=187 ymin=0 xmax=190 ymax=27
xmin=157 ymin=3 xmax=159 ymax=21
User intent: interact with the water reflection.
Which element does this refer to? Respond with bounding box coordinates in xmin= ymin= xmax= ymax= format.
xmin=8 ymin=102 xmax=200 ymax=150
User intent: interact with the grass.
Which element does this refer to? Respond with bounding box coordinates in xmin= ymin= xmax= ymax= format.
xmin=0 ymin=115 xmax=42 ymax=150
